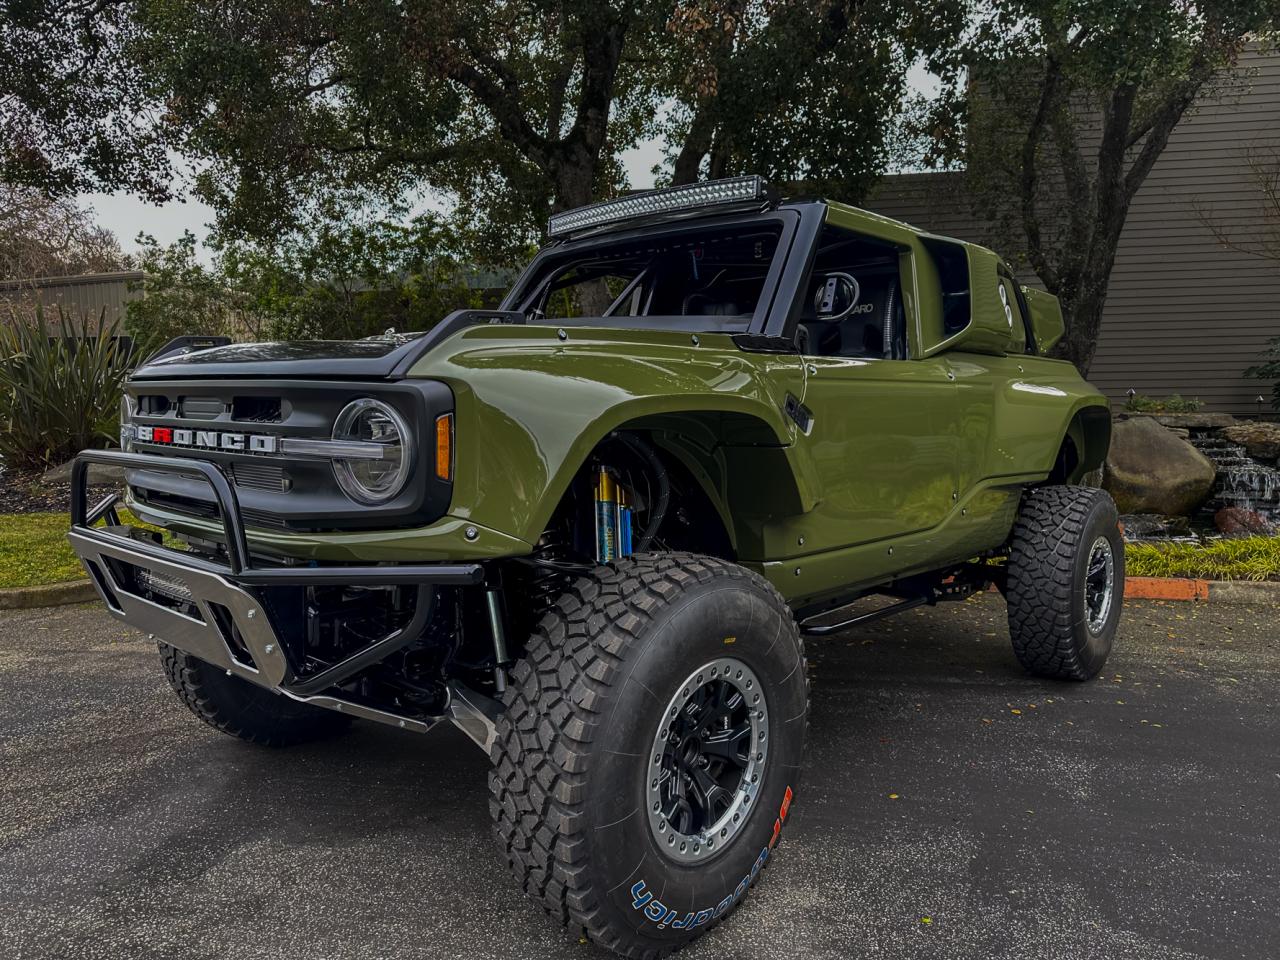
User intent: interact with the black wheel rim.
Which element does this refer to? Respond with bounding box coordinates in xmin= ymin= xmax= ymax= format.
xmin=1084 ymin=535 xmax=1115 ymax=634
xmin=647 ymin=657 xmax=768 ymax=863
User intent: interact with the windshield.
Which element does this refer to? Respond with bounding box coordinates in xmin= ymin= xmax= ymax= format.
xmin=511 ymin=219 xmax=786 ymax=333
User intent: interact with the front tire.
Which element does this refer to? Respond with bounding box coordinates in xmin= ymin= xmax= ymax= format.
xmin=489 ymin=554 xmax=808 ymax=958
xmin=159 ymin=643 xmax=352 ymax=746
xmin=1007 ymin=485 xmax=1124 ymax=680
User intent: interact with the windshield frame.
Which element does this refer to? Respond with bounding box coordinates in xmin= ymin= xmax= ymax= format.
xmin=501 ymin=206 xmax=814 ymax=336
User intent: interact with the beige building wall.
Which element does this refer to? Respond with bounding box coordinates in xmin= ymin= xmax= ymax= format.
xmin=869 ymin=46 xmax=1280 ymax=418
xmin=0 ymin=271 xmax=146 ymax=328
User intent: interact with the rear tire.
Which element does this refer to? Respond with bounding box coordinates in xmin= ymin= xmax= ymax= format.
xmin=489 ymin=553 xmax=808 ymax=958
xmin=159 ymin=643 xmax=352 ymax=746
xmin=1007 ymin=485 xmax=1124 ymax=680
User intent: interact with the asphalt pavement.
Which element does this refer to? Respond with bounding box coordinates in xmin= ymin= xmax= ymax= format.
xmin=1 ymin=594 xmax=1277 ymax=960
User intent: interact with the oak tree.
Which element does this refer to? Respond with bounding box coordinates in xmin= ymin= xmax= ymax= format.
xmin=960 ymin=0 xmax=1280 ymax=375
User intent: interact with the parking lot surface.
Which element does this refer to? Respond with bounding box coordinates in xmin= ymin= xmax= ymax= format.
xmin=1 ymin=594 xmax=1276 ymax=960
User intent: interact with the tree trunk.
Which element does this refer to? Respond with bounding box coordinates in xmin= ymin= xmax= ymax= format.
xmin=672 ymin=102 xmax=717 ymax=185
xmin=550 ymin=149 xmax=614 ymax=316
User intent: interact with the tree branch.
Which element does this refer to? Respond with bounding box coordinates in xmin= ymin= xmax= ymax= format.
xmin=445 ymin=59 xmax=553 ymax=168
xmin=1123 ymin=61 xmax=1216 ymax=201
xmin=1019 ymin=55 xmax=1063 ymax=292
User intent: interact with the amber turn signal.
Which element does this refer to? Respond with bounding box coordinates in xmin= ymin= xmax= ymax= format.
xmin=435 ymin=413 xmax=453 ymax=480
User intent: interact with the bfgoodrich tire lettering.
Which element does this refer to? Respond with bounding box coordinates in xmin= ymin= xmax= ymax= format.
xmin=1007 ymin=485 xmax=1124 ymax=680
xmin=489 ymin=553 xmax=808 ymax=958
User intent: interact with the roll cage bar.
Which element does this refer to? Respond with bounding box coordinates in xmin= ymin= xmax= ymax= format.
xmin=499 ymin=201 xmax=828 ymax=343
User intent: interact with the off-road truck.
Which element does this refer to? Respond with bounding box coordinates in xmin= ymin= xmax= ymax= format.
xmin=69 ymin=176 xmax=1122 ymax=957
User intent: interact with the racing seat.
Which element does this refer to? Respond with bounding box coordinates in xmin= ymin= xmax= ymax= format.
xmin=795 ymin=271 xmax=903 ymax=359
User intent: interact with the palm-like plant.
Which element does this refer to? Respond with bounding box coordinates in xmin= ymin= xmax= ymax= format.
xmin=0 ymin=305 xmax=134 ymax=470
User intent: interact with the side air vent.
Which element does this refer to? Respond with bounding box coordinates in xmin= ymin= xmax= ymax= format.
xmin=232 ymin=396 xmax=283 ymax=423
xmin=137 ymin=395 xmax=171 ymax=415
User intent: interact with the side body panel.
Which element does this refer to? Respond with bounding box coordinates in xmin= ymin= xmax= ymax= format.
xmin=745 ymin=202 xmax=1110 ymax=605
xmin=763 ymin=350 xmax=1109 ymax=606
xmin=776 ymin=355 xmax=958 ymax=553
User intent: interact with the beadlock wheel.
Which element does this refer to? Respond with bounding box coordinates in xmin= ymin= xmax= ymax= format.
xmin=1083 ymin=535 xmax=1116 ymax=635
xmin=1007 ymin=485 xmax=1124 ymax=681
xmin=489 ymin=553 xmax=809 ymax=959
xmin=646 ymin=657 xmax=769 ymax=863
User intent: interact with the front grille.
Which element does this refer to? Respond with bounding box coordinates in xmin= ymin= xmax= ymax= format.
xmin=179 ymin=396 xmax=224 ymax=419
xmin=136 ymin=489 xmax=287 ymax=529
xmin=230 ymin=461 xmax=287 ymax=492
xmin=123 ymin=377 xmax=451 ymax=531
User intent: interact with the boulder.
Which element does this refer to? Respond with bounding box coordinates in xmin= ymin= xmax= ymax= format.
xmin=1221 ymin=421 xmax=1280 ymax=464
xmin=1118 ymin=514 xmax=1192 ymax=541
xmin=1103 ymin=417 xmax=1218 ymax=517
xmin=1214 ymin=506 xmax=1276 ymax=537
xmin=1148 ymin=412 xmax=1237 ymax=430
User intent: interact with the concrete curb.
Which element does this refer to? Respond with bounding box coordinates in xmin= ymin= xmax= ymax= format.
xmin=1206 ymin=579 xmax=1280 ymax=604
xmin=1125 ymin=576 xmax=1280 ymax=604
xmin=0 ymin=580 xmax=97 ymax=610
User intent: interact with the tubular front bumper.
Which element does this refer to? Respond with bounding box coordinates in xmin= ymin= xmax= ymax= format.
xmin=67 ymin=449 xmax=499 ymax=747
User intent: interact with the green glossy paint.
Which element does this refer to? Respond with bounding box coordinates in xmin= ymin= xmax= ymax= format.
xmin=130 ymin=198 xmax=1110 ymax=607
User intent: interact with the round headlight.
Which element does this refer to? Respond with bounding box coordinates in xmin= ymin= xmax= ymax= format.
xmin=119 ymin=394 xmax=136 ymax=452
xmin=331 ymin=398 xmax=414 ymax=504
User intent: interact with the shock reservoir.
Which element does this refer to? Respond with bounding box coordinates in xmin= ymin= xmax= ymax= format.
xmin=594 ymin=466 xmax=634 ymax=562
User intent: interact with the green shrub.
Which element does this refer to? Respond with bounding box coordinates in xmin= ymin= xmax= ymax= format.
xmin=1124 ymin=393 xmax=1203 ymax=413
xmin=124 ymin=231 xmax=257 ymax=345
xmin=0 ymin=306 xmax=133 ymax=470
xmin=125 ymin=219 xmax=489 ymax=345
xmin=1125 ymin=536 xmax=1280 ymax=581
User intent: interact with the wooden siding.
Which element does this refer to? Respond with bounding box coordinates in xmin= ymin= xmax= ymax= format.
xmin=869 ymin=46 xmax=1280 ymax=417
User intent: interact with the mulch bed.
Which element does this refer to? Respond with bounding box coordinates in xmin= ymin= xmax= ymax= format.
xmin=0 ymin=466 xmax=114 ymax=515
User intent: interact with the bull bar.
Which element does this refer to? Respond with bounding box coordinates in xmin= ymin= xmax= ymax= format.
xmin=66 ymin=449 xmax=501 ymax=749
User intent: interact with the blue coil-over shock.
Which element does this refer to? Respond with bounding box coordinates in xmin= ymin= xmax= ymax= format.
xmin=594 ymin=466 xmax=634 ymax=563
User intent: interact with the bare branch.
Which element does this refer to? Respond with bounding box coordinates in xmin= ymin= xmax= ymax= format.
xmin=1019 ymin=55 xmax=1063 ymax=292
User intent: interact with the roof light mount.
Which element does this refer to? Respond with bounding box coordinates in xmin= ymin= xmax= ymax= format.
xmin=547 ymin=175 xmax=776 ymax=239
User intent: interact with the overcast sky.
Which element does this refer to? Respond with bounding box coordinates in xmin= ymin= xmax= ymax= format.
xmin=84 ymin=137 xmax=675 ymax=264
xmin=86 ymin=63 xmax=937 ymax=264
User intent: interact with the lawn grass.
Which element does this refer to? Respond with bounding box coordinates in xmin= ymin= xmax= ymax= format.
xmin=1125 ymin=536 xmax=1280 ymax=582
xmin=0 ymin=512 xmax=85 ymax=588
xmin=0 ymin=509 xmax=162 ymax=589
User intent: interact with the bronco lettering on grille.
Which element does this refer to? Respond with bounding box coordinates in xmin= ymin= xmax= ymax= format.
xmin=135 ymin=425 xmax=279 ymax=454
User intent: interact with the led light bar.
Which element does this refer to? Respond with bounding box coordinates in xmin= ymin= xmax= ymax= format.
xmin=136 ymin=567 xmax=194 ymax=604
xmin=547 ymin=175 xmax=770 ymax=238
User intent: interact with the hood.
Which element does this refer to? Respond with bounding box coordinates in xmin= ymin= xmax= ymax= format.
xmin=130 ymin=335 xmax=433 ymax=381
xmin=129 ymin=310 xmax=527 ymax=381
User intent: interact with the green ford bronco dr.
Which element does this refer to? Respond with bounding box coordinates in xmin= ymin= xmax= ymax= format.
xmin=69 ymin=176 xmax=1122 ymax=957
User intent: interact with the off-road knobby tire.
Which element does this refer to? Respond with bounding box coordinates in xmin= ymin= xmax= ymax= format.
xmin=158 ymin=643 xmax=352 ymax=746
xmin=1007 ymin=485 xmax=1124 ymax=680
xmin=489 ymin=553 xmax=808 ymax=959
